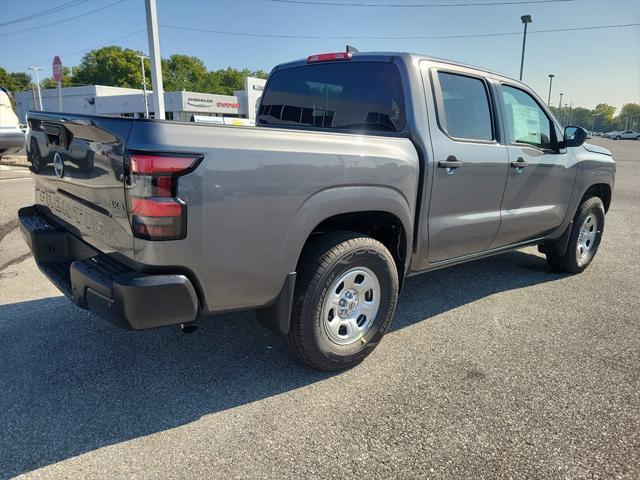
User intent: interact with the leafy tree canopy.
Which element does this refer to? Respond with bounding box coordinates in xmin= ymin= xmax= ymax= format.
xmin=593 ymin=103 xmax=616 ymax=122
xmin=72 ymin=46 xmax=145 ymax=89
xmin=0 ymin=67 xmax=32 ymax=93
xmin=10 ymin=47 xmax=270 ymax=95
xmin=162 ymin=54 xmax=208 ymax=92
xmin=41 ymin=66 xmax=76 ymax=89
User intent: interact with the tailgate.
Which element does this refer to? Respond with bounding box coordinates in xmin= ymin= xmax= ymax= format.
xmin=27 ymin=112 xmax=135 ymax=258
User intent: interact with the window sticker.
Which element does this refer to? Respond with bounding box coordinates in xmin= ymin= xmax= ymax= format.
xmin=511 ymin=103 xmax=541 ymax=144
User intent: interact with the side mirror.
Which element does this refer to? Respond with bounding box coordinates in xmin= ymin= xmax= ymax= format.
xmin=563 ymin=126 xmax=588 ymax=148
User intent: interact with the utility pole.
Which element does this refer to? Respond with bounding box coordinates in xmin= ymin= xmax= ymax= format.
xmin=138 ymin=54 xmax=150 ymax=119
xmin=27 ymin=66 xmax=43 ymax=110
xmin=145 ymin=0 xmax=165 ymax=119
xmin=547 ymin=74 xmax=554 ymax=106
xmin=519 ymin=15 xmax=532 ymax=81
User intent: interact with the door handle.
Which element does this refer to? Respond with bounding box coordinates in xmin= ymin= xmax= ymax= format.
xmin=510 ymin=157 xmax=528 ymax=168
xmin=438 ymin=156 xmax=463 ymax=170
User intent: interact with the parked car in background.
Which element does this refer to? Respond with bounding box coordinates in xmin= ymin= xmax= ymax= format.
xmin=0 ymin=87 xmax=25 ymax=159
xmin=20 ymin=51 xmax=616 ymax=371
xmin=612 ymin=130 xmax=640 ymax=140
xmin=603 ymin=131 xmax=620 ymax=139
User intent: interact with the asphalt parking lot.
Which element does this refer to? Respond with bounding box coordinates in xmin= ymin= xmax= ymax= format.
xmin=0 ymin=137 xmax=638 ymax=479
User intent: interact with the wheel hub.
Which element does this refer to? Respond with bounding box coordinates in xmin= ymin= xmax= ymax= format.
xmin=576 ymin=213 xmax=598 ymax=261
xmin=322 ymin=267 xmax=381 ymax=346
xmin=338 ymin=289 xmax=359 ymax=318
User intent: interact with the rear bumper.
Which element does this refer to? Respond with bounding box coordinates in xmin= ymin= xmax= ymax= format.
xmin=18 ymin=205 xmax=199 ymax=330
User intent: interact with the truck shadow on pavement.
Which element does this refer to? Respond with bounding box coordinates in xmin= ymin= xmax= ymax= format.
xmin=0 ymin=249 xmax=565 ymax=477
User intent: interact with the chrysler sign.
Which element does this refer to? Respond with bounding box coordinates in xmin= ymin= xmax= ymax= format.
xmin=187 ymin=97 xmax=214 ymax=108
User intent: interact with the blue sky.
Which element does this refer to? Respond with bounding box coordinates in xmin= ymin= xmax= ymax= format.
xmin=0 ymin=0 xmax=638 ymax=111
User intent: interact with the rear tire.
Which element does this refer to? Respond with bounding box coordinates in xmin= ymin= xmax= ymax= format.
xmin=546 ymin=196 xmax=605 ymax=273
xmin=286 ymin=231 xmax=399 ymax=371
xmin=615 ymin=135 xmax=621 ymax=140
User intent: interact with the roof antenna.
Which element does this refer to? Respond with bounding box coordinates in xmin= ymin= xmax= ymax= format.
xmin=346 ymin=45 xmax=359 ymax=53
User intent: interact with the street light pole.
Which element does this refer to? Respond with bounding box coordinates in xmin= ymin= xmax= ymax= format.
xmin=27 ymin=66 xmax=43 ymax=110
xmin=138 ymin=54 xmax=150 ymax=119
xmin=145 ymin=0 xmax=165 ymax=119
xmin=547 ymin=74 xmax=555 ymax=106
xmin=592 ymin=114 xmax=599 ymax=133
xmin=519 ymin=15 xmax=532 ymax=81
xmin=558 ymin=93 xmax=563 ymax=123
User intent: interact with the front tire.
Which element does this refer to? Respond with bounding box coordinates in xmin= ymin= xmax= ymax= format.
xmin=615 ymin=135 xmax=621 ymax=140
xmin=286 ymin=232 xmax=399 ymax=371
xmin=546 ymin=196 xmax=605 ymax=273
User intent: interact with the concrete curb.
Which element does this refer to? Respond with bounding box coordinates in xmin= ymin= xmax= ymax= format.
xmin=0 ymin=155 xmax=29 ymax=167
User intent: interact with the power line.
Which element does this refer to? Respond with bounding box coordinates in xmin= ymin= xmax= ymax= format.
xmin=0 ymin=0 xmax=89 ymax=27
xmin=0 ymin=0 xmax=90 ymax=27
xmin=262 ymin=0 xmax=578 ymax=7
xmin=0 ymin=0 xmax=125 ymax=38
xmin=161 ymin=22 xmax=639 ymax=40
xmin=6 ymin=29 xmax=146 ymax=71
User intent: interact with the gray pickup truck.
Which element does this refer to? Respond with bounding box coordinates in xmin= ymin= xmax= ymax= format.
xmin=20 ymin=51 xmax=615 ymax=371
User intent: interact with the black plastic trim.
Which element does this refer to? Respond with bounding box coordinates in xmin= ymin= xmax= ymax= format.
xmin=19 ymin=205 xmax=199 ymax=330
xmin=255 ymin=272 xmax=297 ymax=335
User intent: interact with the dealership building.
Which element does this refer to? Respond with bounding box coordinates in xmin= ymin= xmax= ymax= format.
xmin=14 ymin=76 xmax=266 ymax=124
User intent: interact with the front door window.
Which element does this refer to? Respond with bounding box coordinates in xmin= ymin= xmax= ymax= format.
xmin=500 ymin=85 xmax=554 ymax=151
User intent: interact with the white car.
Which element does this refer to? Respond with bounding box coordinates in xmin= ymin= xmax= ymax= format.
xmin=612 ymin=130 xmax=640 ymax=140
xmin=0 ymin=88 xmax=25 ymax=159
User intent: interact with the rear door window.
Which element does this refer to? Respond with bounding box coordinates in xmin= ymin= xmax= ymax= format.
xmin=435 ymin=71 xmax=494 ymax=142
xmin=258 ymin=62 xmax=406 ymax=133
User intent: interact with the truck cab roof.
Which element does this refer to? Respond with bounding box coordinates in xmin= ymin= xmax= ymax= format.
xmin=273 ymin=51 xmax=520 ymax=85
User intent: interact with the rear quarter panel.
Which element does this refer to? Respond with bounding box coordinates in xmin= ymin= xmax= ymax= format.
xmin=128 ymin=122 xmax=419 ymax=312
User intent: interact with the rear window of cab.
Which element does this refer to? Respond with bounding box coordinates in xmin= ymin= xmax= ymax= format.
xmin=258 ymin=62 xmax=406 ymax=133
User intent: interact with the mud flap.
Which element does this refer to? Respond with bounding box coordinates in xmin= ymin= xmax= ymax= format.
xmin=255 ymin=272 xmax=296 ymax=335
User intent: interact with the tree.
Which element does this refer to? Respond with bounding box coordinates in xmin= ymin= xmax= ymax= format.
xmin=162 ymin=54 xmax=208 ymax=92
xmin=569 ymin=107 xmax=592 ymax=129
xmin=215 ymin=67 xmax=246 ymax=95
xmin=592 ymin=103 xmax=616 ymax=131
xmin=614 ymin=103 xmax=640 ymax=130
xmin=40 ymin=66 xmax=75 ymax=89
xmin=72 ymin=46 xmax=145 ymax=88
xmin=252 ymin=69 xmax=269 ymax=79
xmin=0 ymin=67 xmax=32 ymax=93
xmin=9 ymin=72 xmax=32 ymax=91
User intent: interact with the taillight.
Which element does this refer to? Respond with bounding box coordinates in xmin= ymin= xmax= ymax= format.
xmin=307 ymin=52 xmax=352 ymax=63
xmin=127 ymin=152 xmax=201 ymax=241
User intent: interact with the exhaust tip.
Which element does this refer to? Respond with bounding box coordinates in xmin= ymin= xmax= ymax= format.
xmin=180 ymin=323 xmax=198 ymax=334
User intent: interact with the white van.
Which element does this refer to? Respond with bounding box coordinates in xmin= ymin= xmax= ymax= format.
xmin=0 ymin=87 xmax=25 ymax=158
